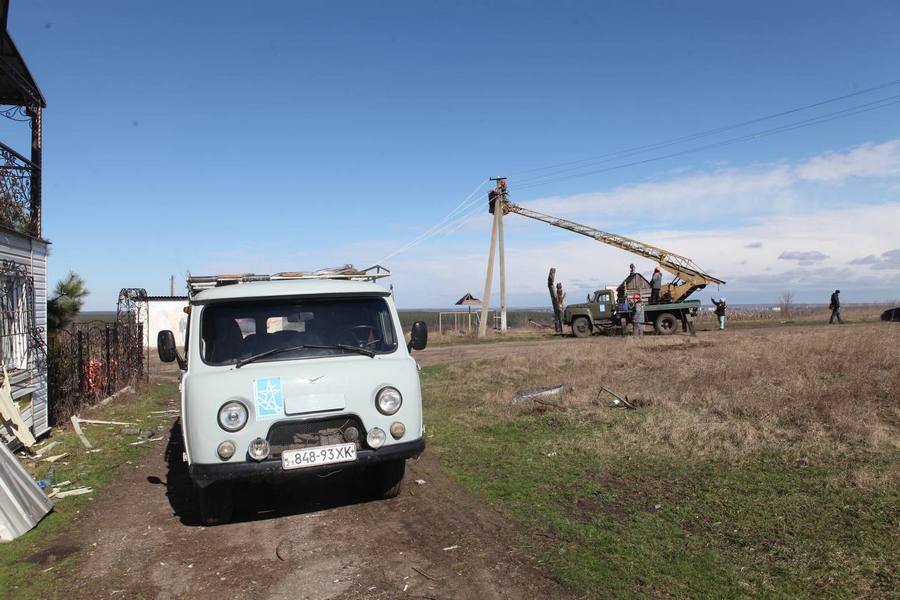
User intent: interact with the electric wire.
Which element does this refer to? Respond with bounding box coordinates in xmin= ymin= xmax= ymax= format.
xmin=508 ymin=77 xmax=900 ymax=182
xmin=371 ymin=79 xmax=900 ymax=264
xmin=513 ymin=93 xmax=900 ymax=192
xmin=372 ymin=179 xmax=490 ymax=265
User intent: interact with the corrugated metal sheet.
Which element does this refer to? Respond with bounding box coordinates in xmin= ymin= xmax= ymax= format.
xmin=0 ymin=441 xmax=53 ymax=541
xmin=0 ymin=228 xmax=49 ymax=438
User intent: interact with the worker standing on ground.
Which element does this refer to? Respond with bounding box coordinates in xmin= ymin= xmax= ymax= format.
xmin=650 ymin=267 xmax=662 ymax=303
xmin=829 ymin=289 xmax=843 ymax=324
xmin=711 ymin=297 xmax=727 ymax=330
xmin=632 ymin=293 xmax=644 ymax=338
xmin=555 ymin=282 xmax=566 ymax=310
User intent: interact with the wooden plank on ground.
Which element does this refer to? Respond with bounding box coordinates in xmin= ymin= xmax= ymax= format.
xmin=0 ymin=366 xmax=35 ymax=447
xmin=70 ymin=416 xmax=93 ymax=449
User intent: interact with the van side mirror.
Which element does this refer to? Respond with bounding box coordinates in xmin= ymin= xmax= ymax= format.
xmin=408 ymin=321 xmax=428 ymax=351
xmin=158 ymin=330 xmax=186 ymax=369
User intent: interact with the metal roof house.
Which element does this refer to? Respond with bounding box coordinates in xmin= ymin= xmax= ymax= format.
xmin=0 ymin=0 xmax=50 ymax=445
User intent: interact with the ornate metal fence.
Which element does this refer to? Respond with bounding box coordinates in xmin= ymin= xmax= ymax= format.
xmin=0 ymin=141 xmax=36 ymax=236
xmin=47 ymin=320 xmax=146 ymax=424
xmin=47 ymin=288 xmax=150 ymax=424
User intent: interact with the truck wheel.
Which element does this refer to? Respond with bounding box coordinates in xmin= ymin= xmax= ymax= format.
xmin=196 ymin=482 xmax=234 ymax=525
xmin=571 ymin=317 xmax=592 ymax=338
xmin=654 ymin=313 xmax=678 ymax=335
xmin=366 ymin=459 xmax=406 ymax=499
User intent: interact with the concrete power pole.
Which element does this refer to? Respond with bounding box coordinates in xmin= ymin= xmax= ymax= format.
xmin=497 ymin=183 xmax=508 ymax=332
xmin=170 ymin=275 xmax=175 ymax=296
xmin=478 ymin=178 xmax=508 ymax=337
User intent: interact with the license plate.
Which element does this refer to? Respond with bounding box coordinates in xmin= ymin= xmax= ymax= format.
xmin=281 ymin=442 xmax=357 ymax=470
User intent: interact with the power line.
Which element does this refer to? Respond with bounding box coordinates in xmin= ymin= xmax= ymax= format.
xmin=513 ymin=93 xmax=900 ymax=192
xmin=509 ymin=77 xmax=900 ymax=183
xmin=372 ymin=179 xmax=489 ymax=265
xmin=372 ymin=78 xmax=900 ymax=263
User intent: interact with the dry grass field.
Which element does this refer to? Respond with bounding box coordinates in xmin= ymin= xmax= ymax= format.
xmin=422 ymin=322 xmax=899 ymax=598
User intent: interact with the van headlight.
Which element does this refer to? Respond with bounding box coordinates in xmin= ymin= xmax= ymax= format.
xmin=218 ymin=401 xmax=248 ymax=432
xmin=376 ymin=387 xmax=402 ymax=415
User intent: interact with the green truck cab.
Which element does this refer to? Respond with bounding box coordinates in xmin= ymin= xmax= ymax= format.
xmin=564 ymin=290 xmax=699 ymax=337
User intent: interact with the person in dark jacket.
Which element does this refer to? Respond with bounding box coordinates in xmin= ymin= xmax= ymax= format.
xmin=650 ymin=267 xmax=662 ymax=303
xmin=711 ymin=297 xmax=727 ymax=330
xmin=829 ymin=289 xmax=843 ymax=324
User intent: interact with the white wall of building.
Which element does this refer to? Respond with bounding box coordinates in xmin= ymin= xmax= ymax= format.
xmin=142 ymin=299 xmax=189 ymax=348
xmin=0 ymin=229 xmax=50 ymax=437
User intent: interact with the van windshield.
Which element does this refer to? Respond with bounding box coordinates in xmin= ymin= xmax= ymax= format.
xmin=200 ymin=296 xmax=397 ymax=366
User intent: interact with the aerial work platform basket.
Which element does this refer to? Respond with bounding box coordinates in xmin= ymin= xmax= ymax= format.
xmin=185 ymin=264 xmax=391 ymax=296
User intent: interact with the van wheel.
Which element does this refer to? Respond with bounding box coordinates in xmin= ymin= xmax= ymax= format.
xmin=571 ymin=317 xmax=592 ymax=338
xmin=366 ymin=459 xmax=406 ymax=499
xmin=196 ymin=482 xmax=234 ymax=525
xmin=654 ymin=313 xmax=678 ymax=335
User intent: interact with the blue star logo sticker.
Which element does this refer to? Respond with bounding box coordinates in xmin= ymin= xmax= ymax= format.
xmin=254 ymin=377 xmax=284 ymax=420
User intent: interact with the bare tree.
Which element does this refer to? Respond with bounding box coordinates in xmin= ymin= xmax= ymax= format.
xmin=778 ymin=290 xmax=795 ymax=317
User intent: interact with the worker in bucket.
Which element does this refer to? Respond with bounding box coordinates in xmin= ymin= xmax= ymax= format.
xmin=631 ymin=293 xmax=644 ymax=338
xmin=650 ymin=267 xmax=662 ymax=304
xmin=829 ymin=289 xmax=843 ymax=324
xmin=711 ymin=297 xmax=727 ymax=330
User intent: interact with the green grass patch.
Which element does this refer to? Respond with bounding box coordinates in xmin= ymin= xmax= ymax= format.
xmin=0 ymin=382 xmax=179 ymax=600
xmin=421 ymin=365 xmax=899 ymax=599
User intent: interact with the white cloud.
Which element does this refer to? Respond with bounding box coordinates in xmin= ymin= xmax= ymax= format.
xmin=523 ymin=140 xmax=900 ymax=219
xmin=778 ymin=250 xmax=829 ymax=265
xmin=385 ymin=202 xmax=900 ymax=307
xmin=285 ymin=140 xmax=900 ymax=307
xmin=850 ymin=249 xmax=900 ymax=270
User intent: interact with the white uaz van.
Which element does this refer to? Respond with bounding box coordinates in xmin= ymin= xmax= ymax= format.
xmin=157 ymin=267 xmax=427 ymax=524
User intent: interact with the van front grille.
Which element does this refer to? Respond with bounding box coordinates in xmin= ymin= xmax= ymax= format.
xmin=266 ymin=416 xmax=366 ymax=457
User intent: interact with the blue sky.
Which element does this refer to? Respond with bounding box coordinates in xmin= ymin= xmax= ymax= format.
xmin=4 ymin=1 xmax=900 ymax=309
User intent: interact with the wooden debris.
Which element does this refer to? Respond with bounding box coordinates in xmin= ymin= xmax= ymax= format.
xmin=77 ymin=418 xmax=135 ymax=426
xmin=412 ymin=566 xmax=444 ymax=581
xmin=43 ymin=452 xmax=69 ymax=463
xmin=596 ymin=385 xmax=636 ymax=409
xmin=99 ymin=385 xmax=134 ymax=406
xmin=71 ymin=416 xmax=93 ymax=449
xmin=0 ymin=365 xmax=35 ymax=447
xmin=54 ymin=487 xmax=93 ymax=498
xmin=512 ymin=384 xmax=567 ymax=404
xmin=29 ymin=440 xmax=62 ymax=459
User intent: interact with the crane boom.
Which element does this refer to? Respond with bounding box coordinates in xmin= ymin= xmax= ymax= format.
xmin=502 ymin=200 xmax=725 ymax=302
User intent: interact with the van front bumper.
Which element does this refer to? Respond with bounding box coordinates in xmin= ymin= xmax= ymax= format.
xmin=188 ymin=437 xmax=425 ymax=486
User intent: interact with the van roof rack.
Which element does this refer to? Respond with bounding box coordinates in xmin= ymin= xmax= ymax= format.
xmin=186 ymin=264 xmax=391 ymax=296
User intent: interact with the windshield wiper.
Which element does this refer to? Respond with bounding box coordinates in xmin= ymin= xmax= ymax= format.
xmin=303 ymin=343 xmax=376 ymax=358
xmin=234 ymin=343 xmax=375 ymax=368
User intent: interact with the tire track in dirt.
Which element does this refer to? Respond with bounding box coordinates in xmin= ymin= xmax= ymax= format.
xmin=70 ymin=406 xmax=572 ymax=599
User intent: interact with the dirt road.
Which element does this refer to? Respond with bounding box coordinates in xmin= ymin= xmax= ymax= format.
xmin=62 ymin=388 xmax=570 ymax=599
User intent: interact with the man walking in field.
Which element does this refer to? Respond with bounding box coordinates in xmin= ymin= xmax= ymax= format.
xmin=711 ymin=297 xmax=727 ymax=330
xmin=631 ymin=293 xmax=644 ymax=338
xmin=650 ymin=267 xmax=662 ymax=303
xmin=829 ymin=289 xmax=843 ymax=324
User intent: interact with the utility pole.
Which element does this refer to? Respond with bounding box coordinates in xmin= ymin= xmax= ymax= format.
xmin=497 ymin=181 xmax=508 ymax=332
xmin=170 ymin=275 xmax=175 ymax=296
xmin=478 ymin=178 xmax=508 ymax=337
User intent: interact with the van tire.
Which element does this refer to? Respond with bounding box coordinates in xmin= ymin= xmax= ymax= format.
xmin=654 ymin=312 xmax=678 ymax=335
xmin=366 ymin=459 xmax=406 ymax=499
xmin=197 ymin=482 xmax=234 ymax=525
xmin=571 ymin=317 xmax=592 ymax=338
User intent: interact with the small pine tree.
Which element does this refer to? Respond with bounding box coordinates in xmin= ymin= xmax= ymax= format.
xmin=47 ymin=272 xmax=89 ymax=332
